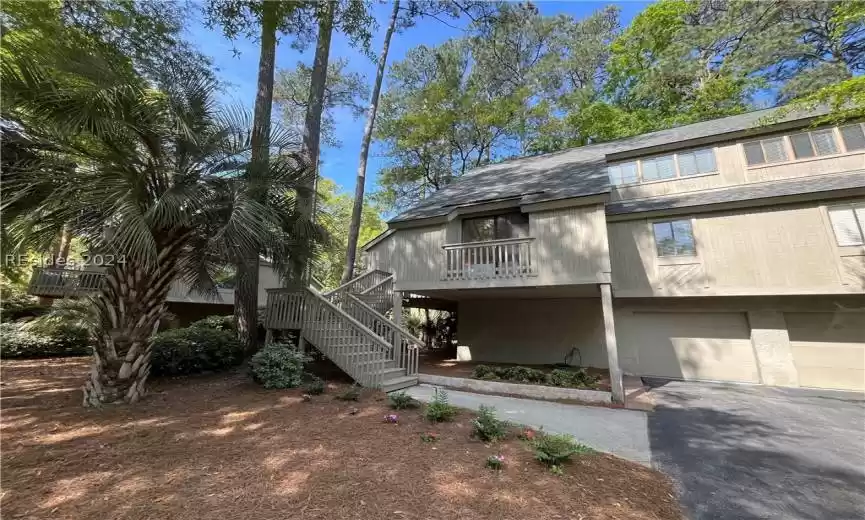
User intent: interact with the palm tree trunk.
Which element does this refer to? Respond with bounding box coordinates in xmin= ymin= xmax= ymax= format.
xmin=234 ymin=2 xmax=279 ymax=352
xmin=291 ymin=0 xmax=335 ymax=287
xmin=341 ymin=0 xmax=400 ymax=284
xmin=82 ymin=233 xmax=187 ymax=406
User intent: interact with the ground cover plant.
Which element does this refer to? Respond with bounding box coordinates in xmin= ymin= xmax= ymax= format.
xmin=471 ymin=364 xmax=601 ymax=388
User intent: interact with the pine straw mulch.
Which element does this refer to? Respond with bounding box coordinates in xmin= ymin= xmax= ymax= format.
xmin=1 ymin=358 xmax=683 ymax=520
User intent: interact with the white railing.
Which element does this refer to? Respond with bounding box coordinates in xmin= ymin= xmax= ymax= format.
xmin=28 ymin=267 xmax=104 ymax=297
xmin=323 ymin=269 xmax=392 ymax=299
xmin=340 ymin=294 xmax=420 ymax=377
xmin=264 ymin=290 xmax=307 ymax=329
xmin=442 ymin=237 xmax=537 ymax=281
xmin=356 ymin=275 xmax=394 ymax=314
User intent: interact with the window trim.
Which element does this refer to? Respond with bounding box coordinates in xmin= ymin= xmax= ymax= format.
xmin=651 ymin=217 xmax=699 ymax=259
xmin=742 ymin=125 xmax=864 ymax=169
xmin=608 ymin=147 xmax=719 ymax=187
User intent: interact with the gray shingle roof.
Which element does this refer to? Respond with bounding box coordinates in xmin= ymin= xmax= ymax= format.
xmin=389 ymin=106 xmax=833 ymax=223
xmin=606 ymin=171 xmax=865 ymax=216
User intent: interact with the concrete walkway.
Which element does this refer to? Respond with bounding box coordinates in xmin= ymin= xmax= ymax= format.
xmin=404 ymin=384 xmax=651 ymax=465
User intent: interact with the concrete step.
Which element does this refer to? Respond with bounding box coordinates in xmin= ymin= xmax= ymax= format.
xmin=382 ymin=375 xmax=418 ymax=393
xmin=378 ymin=367 xmax=406 ymax=379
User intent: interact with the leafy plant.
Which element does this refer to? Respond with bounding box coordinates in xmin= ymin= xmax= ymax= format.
xmin=303 ymin=376 xmax=326 ymax=395
xmin=485 ymin=454 xmax=505 ymax=470
xmin=388 ymin=391 xmax=419 ymax=410
xmin=532 ymin=433 xmax=594 ymax=467
xmin=423 ymin=388 xmax=457 ymax=422
xmin=248 ymin=343 xmax=309 ymax=389
xmin=189 ymin=315 xmax=236 ymax=332
xmin=471 ymin=364 xmax=496 ymax=379
xmin=0 ymin=322 xmax=91 ymax=359
xmin=420 ymin=432 xmax=439 ymax=443
xmin=547 ymin=368 xmax=599 ymax=388
xmin=335 ymin=385 xmax=361 ymax=401
xmin=470 ymin=405 xmax=508 ymax=442
xmin=151 ymin=327 xmax=245 ymax=377
xmin=503 ymin=366 xmax=547 ymax=384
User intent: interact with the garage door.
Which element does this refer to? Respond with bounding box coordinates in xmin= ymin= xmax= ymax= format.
xmin=617 ymin=311 xmax=760 ymax=383
xmin=785 ymin=312 xmax=865 ymax=392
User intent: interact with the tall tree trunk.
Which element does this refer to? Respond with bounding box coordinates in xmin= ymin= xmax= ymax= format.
xmin=341 ymin=0 xmax=400 ymax=284
xmin=83 ymin=232 xmax=188 ymax=407
xmin=234 ymin=3 xmax=279 ymax=352
xmin=291 ymin=0 xmax=335 ymax=287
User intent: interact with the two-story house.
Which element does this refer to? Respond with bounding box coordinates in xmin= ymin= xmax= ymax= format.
xmin=362 ymin=107 xmax=865 ymax=400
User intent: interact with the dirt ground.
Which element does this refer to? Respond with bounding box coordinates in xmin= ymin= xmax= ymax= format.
xmin=1 ymin=358 xmax=682 ymax=520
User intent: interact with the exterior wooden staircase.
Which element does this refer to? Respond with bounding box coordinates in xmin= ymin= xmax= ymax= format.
xmin=264 ymin=270 xmax=421 ymax=392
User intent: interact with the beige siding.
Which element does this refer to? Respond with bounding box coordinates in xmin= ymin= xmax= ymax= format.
xmin=616 ymin=310 xmax=760 ymax=383
xmin=366 ymin=224 xmax=445 ymax=283
xmin=458 ymin=298 xmax=608 ymax=367
xmin=258 ymin=263 xmax=281 ymax=306
xmin=365 ymin=232 xmax=396 ymax=273
xmin=610 ymin=203 xmax=857 ymax=296
xmin=785 ymin=311 xmax=865 ymax=392
xmin=530 ymin=204 xmax=611 ymax=285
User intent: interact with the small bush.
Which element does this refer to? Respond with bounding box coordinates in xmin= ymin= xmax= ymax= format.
xmin=303 ymin=376 xmax=325 ymax=395
xmin=388 ymin=391 xmax=419 ymax=410
xmin=189 ymin=315 xmax=236 ymax=332
xmin=424 ymin=388 xmax=458 ymax=422
xmin=485 ymin=454 xmax=505 ymax=470
xmin=249 ymin=343 xmax=309 ymax=389
xmin=471 ymin=364 xmax=496 ymax=379
xmin=503 ymin=366 xmax=547 ymax=384
xmin=0 ymin=322 xmax=90 ymax=358
xmin=151 ymin=327 xmax=244 ymax=376
xmin=471 ymin=405 xmax=508 ymax=442
xmin=533 ymin=433 xmax=593 ymax=467
xmin=547 ymin=368 xmax=599 ymax=388
xmin=335 ymin=385 xmax=361 ymax=401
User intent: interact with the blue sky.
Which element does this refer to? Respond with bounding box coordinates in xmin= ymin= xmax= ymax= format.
xmin=186 ymin=1 xmax=650 ymax=195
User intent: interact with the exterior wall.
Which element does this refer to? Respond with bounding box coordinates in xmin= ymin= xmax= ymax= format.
xmin=614 ymin=296 xmax=865 ymax=391
xmin=609 ymin=201 xmax=865 ymax=296
xmin=257 ymin=263 xmax=281 ymax=306
xmin=457 ymin=298 xmax=608 ymax=368
xmin=365 ymin=224 xmax=445 ymax=284
xmin=610 ymin=127 xmax=865 ymax=202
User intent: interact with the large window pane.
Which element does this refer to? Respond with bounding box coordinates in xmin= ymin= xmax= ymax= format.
xmin=654 ymin=220 xmax=696 ymax=256
xmin=653 ymin=222 xmax=676 ymax=256
xmin=790 ymin=133 xmax=815 ymax=159
xmin=811 ymin=129 xmax=838 ymax=156
xmin=694 ymin=148 xmax=717 ymax=173
xmin=496 ymin=213 xmax=529 ymax=239
xmin=761 ymin=137 xmax=788 ymax=163
xmin=840 ymin=124 xmax=865 ymax=151
xmin=462 ymin=217 xmax=495 ymax=242
xmin=608 ymin=162 xmax=638 ymax=185
xmin=828 ymin=207 xmax=865 ymax=246
xmin=678 ymin=153 xmax=698 ymax=176
xmin=744 ymin=142 xmax=765 ymax=165
xmin=671 ymin=220 xmax=696 ymax=255
xmin=642 ymin=155 xmax=676 ymax=181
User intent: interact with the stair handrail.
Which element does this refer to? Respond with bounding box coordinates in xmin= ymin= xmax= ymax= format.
xmin=358 ymin=274 xmax=394 ymax=295
xmin=305 ymin=287 xmax=393 ymax=354
xmin=322 ymin=269 xmax=391 ymax=298
xmin=344 ymin=293 xmax=424 ymax=348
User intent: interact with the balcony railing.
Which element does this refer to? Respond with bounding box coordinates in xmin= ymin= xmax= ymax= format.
xmin=28 ymin=267 xmax=105 ymax=297
xmin=441 ymin=237 xmax=537 ymax=281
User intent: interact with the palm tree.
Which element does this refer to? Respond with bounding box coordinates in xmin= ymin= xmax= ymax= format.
xmin=1 ymin=41 xmax=323 ymax=406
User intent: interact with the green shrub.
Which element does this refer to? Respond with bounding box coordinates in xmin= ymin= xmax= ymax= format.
xmin=485 ymin=454 xmax=505 ymax=470
xmin=303 ymin=376 xmax=325 ymax=395
xmin=547 ymin=368 xmax=599 ymax=388
xmin=532 ymin=433 xmax=593 ymax=467
xmin=470 ymin=405 xmax=508 ymax=442
xmin=471 ymin=364 xmax=496 ymax=379
xmin=388 ymin=391 xmax=419 ymax=410
xmin=335 ymin=385 xmax=361 ymax=401
xmin=151 ymin=326 xmax=244 ymax=377
xmin=0 ymin=322 xmax=91 ymax=358
xmin=503 ymin=366 xmax=547 ymax=384
xmin=189 ymin=315 xmax=236 ymax=332
xmin=249 ymin=343 xmax=309 ymax=389
xmin=424 ymin=388 xmax=457 ymax=422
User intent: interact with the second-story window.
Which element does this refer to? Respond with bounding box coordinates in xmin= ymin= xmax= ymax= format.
xmin=641 ymin=154 xmax=676 ymax=181
xmin=790 ymin=128 xmax=839 ymax=159
xmin=653 ymin=219 xmax=696 ymax=257
xmin=677 ymin=148 xmax=717 ymax=176
xmin=743 ymin=137 xmax=788 ymax=166
xmin=462 ymin=212 xmax=529 ymax=242
xmin=840 ymin=123 xmax=865 ymax=151
xmin=828 ymin=203 xmax=865 ymax=246
xmin=608 ymin=161 xmax=639 ymax=185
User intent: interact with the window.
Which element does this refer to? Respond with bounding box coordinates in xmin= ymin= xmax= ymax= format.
xmin=744 ymin=137 xmax=789 ymax=165
xmin=827 ymin=204 xmax=865 ymax=246
xmin=462 ymin=212 xmax=529 ymax=242
xmin=641 ymin=154 xmax=676 ymax=181
xmin=790 ymin=129 xmax=839 ymax=159
xmin=653 ymin=220 xmax=696 ymax=257
xmin=840 ymin=123 xmax=865 ymax=151
xmin=677 ymin=148 xmax=717 ymax=176
xmin=608 ymin=161 xmax=638 ymax=185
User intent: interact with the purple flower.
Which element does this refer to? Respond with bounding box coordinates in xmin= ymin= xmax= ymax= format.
xmin=384 ymin=414 xmax=399 ymax=423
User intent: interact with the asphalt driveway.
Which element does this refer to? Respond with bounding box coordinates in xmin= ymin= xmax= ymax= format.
xmin=646 ymin=380 xmax=865 ymax=520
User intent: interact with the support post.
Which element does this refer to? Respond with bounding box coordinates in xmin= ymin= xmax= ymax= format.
xmin=264 ymin=329 xmax=274 ymax=345
xmin=600 ymin=283 xmax=624 ymax=404
xmin=392 ymin=290 xmax=403 ymax=328
xmin=392 ymin=291 xmax=403 ymax=365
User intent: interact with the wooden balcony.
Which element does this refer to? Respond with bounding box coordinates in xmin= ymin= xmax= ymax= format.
xmin=442 ymin=237 xmax=537 ymax=281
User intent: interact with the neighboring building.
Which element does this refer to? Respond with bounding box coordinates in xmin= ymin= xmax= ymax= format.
xmin=363 ymin=107 xmax=865 ymax=398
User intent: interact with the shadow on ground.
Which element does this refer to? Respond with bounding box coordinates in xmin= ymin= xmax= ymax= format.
xmin=646 ymin=380 xmax=865 ymax=520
